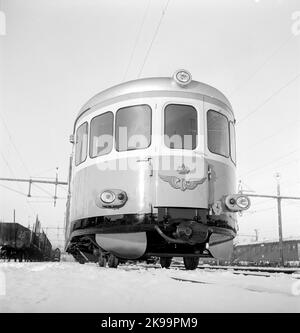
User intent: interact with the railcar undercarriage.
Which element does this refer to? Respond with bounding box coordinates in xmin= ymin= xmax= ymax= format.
xmin=67 ymin=208 xmax=236 ymax=270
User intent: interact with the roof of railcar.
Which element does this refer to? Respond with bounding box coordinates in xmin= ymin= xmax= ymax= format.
xmin=77 ymin=77 xmax=233 ymax=120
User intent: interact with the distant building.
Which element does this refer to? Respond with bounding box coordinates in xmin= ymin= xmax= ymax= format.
xmin=233 ymin=239 xmax=300 ymax=266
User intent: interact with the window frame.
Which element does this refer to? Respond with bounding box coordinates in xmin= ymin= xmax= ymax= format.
xmin=115 ymin=104 xmax=152 ymax=152
xmin=207 ymin=109 xmax=230 ymax=158
xmin=75 ymin=121 xmax=88 ymax=166
xmin=229 ymin=120 xmax=237 ymax=165
xmin=89 ymin=111 xmax=114 ymax=159
xmin=164 ymin=103 xmax=198 ymax=150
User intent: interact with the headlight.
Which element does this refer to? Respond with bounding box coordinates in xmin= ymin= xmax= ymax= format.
xmin=100 ymin=190 xmax=116 ymax=204
xmin=173 ymin=69 xmax=192 ymax=86
xmin=236 ymin=196 xmax=251 ymax=210
xmin=96 ymin=189 xmax=128 ymax=208
xmin=224 ymin=194 xmax=251 ymax=212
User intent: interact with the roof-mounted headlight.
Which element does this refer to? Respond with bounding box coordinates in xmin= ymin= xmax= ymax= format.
xmin=173 ymin=69 xmax=192 ymax=86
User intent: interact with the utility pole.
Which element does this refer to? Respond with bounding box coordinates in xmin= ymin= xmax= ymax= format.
xmin=0 ymin=176 xmax=68 ymax=206
xmin=254 ymin=229 xmax=259 ymax=242
xmin=54 ymin=167 xmax=59 ymax=207
xmin=275 ymin=173 xmax=284 ymax=267
xmin=240 ymin=176 xmax=300 ymax=267
xmin=13 ymin=209 xmax=16 ymax=248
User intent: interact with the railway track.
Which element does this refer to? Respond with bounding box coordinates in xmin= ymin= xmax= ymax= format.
xmin=1 ymin=259 xmax=299 ymax=278
xmin=121 ymin=261 xmax=300 ymax=278
xmin=174 ymin=263 xmax=300 ymax=277
xmin=183 ymin=264 xmax=299 ymax=274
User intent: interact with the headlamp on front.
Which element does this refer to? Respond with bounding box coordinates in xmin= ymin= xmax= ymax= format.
xmin=224 ymin=194 xmax=251 ymax=212
xmin=96 ymin=189 xmax=128 ymax=208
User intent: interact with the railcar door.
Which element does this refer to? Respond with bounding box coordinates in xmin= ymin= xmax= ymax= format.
xmin=113 ymin=102 xmax=154 ymax=216
xmin=152 ymin=99 xmax=208 ymax=209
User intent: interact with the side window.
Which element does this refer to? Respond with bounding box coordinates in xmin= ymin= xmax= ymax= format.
xmin=75 ymin=122 xmax=88 ymax=166
xmin=115 ymin=104 xmax=151 ymax=151
xmin=207 ymin=110 xmax=229 ymax=157
xmin=90 ymin=112 xmax=113 ymax=158
xmin=229 ymin=121 xmax=236 ymax=164
xmin=164 ymin=104 xmax=197 ymax=149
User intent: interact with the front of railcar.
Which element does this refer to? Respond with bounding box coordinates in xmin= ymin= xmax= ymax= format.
xmin=65 ymin=70 xmax=250 ymax=269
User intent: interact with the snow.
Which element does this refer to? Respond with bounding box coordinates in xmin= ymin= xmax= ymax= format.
xmin=0 ymin=262 xmax=299 ymax=313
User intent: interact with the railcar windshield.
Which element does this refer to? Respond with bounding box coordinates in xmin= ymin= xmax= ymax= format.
xmin=207 ymin=110 xmax=229 ymax=157
xmin=115 ymin=104 xmax=151 ymax=151
xmin=90 ymin=112 xmax=113 ymax=158
xmin=164 ymin=104 xmax=197 ymax=150
xmin=229 ymin=121 xmax=236 ymax=163
xmin=75 ymin=122 xmax=88 ymax=166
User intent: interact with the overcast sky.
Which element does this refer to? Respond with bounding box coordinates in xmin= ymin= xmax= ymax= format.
xmin=0 ymin=0 xmax=300 ymax=247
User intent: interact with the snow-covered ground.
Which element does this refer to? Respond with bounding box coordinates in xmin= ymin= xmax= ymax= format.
xmin=0 ymin=262 xmax=299 ymax=313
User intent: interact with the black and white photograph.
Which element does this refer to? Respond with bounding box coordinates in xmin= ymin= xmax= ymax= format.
xmin=0 ymin=0 xmax=300 ymax=317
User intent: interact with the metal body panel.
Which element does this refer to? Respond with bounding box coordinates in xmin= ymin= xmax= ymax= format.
xmin=209 ymin=239 xmax=234 ymax=260
xmin=76 ymin=77 xmax=233 ymax=125
xmin=70 ymin=156 xmax=236 ymax=223
xmin=69 ymin=96 xmax=236 ymax=221
xmin=207 ymin=159 xmax=236 ymax=205
xmin=152 ymin=98 xmax=208 ymax=208
xmin=70 ymin=157 xmax=153 ymax=221
xmin=95 ymin=232 xmax=147 ymax=259
xmin=154 ymin=155 xmax=208 ymax=208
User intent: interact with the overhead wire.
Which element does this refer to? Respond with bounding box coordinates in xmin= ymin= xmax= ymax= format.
xmin=243 ymin=205 xmax=277 ymax=215
xmin=0 ymin=112 xmax=31 ymax=176
xmin=0 ymin=152 xmax=37 ymax=216
xmin=32 ymin=182 xmax=56 ymax=198
xmin=122 ymin=0 xmax=151 ymax=82
xmin=238 ymin=120 xmax=300 ymax=155
xmin=237 ymin=72 xmax=300 ymax=125
xmin=228 ymin=35 xmax=295 ymax=98
xmin=0 ymin=183 xmax=28 ymax=197
xmin=240 ymin=148 xmax=300 ymax=178
xmin=137 ymin=0 xmax=170 ymax=78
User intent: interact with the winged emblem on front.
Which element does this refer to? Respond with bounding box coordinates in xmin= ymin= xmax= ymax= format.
xmin=159 ymin=174 xmax=207 ymax=191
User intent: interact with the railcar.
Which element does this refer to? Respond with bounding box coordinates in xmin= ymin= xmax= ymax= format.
xmin=0 ymin=222 xmax=31 ymax=261
xmin=0 ymin=222 xmax=52 ymax=261
xmin=65 ymin=69 xmax=250 ymax=269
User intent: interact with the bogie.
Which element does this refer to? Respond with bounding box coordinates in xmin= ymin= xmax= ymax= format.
xmin=98 ymin=253 xmax=107 ymax=267
xmin=108 ymin=254 xmax=119 ymax=268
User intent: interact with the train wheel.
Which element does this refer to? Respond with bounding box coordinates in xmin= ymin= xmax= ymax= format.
xmin=98 ymin=254 xmax=107 ymax=267
xmin=160 ymin=257 xmax=172 ymax=268
xmin=183 ymin=257 xmax=199 ymax=270
xmin=108 ymin=254 xmax=119 ymax=268
xmin=73 ymin=254 xmax=85 ymax=264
